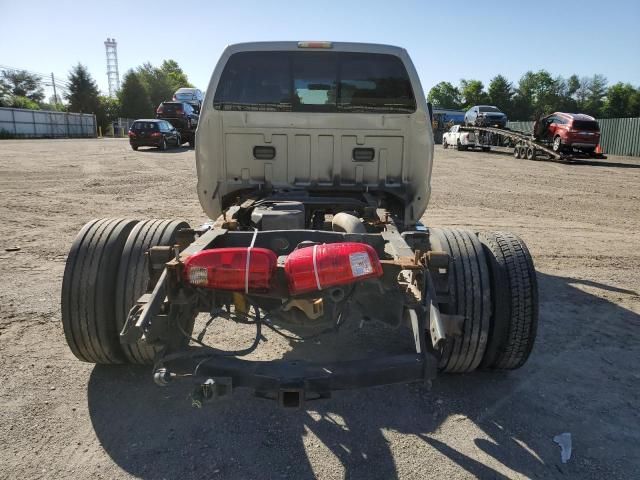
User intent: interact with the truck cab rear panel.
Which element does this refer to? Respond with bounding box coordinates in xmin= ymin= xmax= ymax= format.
xmin=196 ymin=42 xmax=433 ymax=227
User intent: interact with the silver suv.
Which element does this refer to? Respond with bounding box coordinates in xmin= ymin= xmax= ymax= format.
xmin=464 ymin=105 xmax=508 ymax=128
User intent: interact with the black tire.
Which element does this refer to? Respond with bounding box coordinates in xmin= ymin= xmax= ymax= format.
xmin=443 ymin=139 xmax=449 ymax=149
xmin=482 ymin=146 xmax=491 ymax=152
xmin=188 ymin=136 xmax=195 ymax=148
xmin=176 ymin=134 xmax=181 ymax=146
xmin=526 ymin=146 xmax=536 ymax=160
xmin=430 ymin=228 xmax=491 ymax=373
xmin=131 ymin=145 xmax=138 ymax=151
xmin=456 ymin=140 xmax=465 ymax=151
xmin=61 ymin=218 xmax=139 ymax=364
xmin=518 ymin=146 xmax=527 ymax=158
xmin=160 ymin=138 xmax=167 ymax=151
xmin=478 ymin=231 xmax=538 ymax=370
xmin=552 ymin=135 xmax=562 ymax=153
xmin=115 ymin=219 xmax=192 ymax=364
xmin=514 ymin=146 xmax=521 ymax=159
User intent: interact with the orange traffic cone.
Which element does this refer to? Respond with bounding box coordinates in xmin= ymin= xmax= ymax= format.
xmin=595 ymin=143 xmax=603 ymax=155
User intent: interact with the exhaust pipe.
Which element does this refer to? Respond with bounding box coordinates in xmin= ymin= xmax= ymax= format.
xmin=332 ymin=212 xmax=366 ymax=234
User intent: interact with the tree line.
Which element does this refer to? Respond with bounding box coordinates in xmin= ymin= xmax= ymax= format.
xmin=427 ymin=71 xmax=640 ymax=120
xmin=0 ymin=60 xmax=193 ymax=133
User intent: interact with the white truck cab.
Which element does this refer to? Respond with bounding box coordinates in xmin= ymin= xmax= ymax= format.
xmin=196 ymin=41 xmax=433 ymax=227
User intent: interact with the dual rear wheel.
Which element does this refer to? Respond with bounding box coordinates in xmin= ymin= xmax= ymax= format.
xmin=61 ymin=218 xmax=194 ymax=365
xmin=430 ymin=228 xmax=538 ymax=372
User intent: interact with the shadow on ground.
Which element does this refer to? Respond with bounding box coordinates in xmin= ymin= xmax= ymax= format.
xmin=88 ymin=273 xmax=639 ymax=479
xmin=133 ymin=145 xmax=191 ymax=154
xmin=476 ymin=147 xmax=640 ymax=168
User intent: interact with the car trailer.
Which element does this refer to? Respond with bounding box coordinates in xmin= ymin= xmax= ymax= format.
xmin=459 ymin=126 xmax=606 ymax=162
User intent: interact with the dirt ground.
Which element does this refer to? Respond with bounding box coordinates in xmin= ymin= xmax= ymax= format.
xmin=0 ymin=138 xmax=638 ymax=480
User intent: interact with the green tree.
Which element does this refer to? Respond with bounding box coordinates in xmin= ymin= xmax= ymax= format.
xmin=0 ymin=78 xmax=10 ymax=106
xmin=137 ymin=62 xmax=173 ymax=110
xmin=459 ymin=79 xmax=489 ymax=109
xmin=65 ymin=64 xmax=100 ymax=113
xmin=10 ymin=95 xmax=40 ymax=109
xmin=603 ymin=82 xmax=637 ymax=118
xmin=488 ymin=75 xmax=514 ymax=115
xmin=161 ymin=59 xmax=193 ymax=91
xmin=630 ymin=88 xmax=640 ymax=117
xmin=96 ymin=95 xmax=121 ymax=131
xmin=566 ymin=74 xmax=581 ymax=98
xmin=513 ymin=70 xmax=564 ymax=119
xmin=554 ymin=76 xmax=578 ymax=113
xmin=582 ymin=74 xmax=607 ymax=117
xmin=118 ymin=70 xmax=153 ymax=118
xmin=39 ymin=98 xmax=67 ymax=112
xmin=136 ymin=60 xmax=194 ymax=109
xmin=0 ymin=69 xmax=45 ymax=102
xmin=427 ymin=81 xmax=461 ymax=109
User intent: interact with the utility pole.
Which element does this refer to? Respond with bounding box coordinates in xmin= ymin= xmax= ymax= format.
xmin=51 ymin=73 xmax=58 ymax=105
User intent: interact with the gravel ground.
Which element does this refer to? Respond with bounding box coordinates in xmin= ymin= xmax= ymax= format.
xmin=0 ymin=138 xmax=638 ymax=479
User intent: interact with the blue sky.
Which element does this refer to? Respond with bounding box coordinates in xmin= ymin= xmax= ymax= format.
xmin=1 ymin=0 xmax=639 ymax=100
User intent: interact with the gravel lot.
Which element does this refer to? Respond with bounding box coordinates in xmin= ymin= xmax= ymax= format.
xmin=0 ymin=138 xmax=639 ymax=479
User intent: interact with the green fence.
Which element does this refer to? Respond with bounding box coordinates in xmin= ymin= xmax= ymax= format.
xmin=508 ymin=117 xmax=640 ymax=157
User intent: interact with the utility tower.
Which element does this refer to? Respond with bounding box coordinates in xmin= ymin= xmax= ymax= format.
xmin=104 ymin=38 xmax=120 ymax=97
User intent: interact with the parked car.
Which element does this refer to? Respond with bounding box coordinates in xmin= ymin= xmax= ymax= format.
xmin=534 ymin=112 xmax=600 ymax=154
xmin=442 ymin=124 xmax=490 ymax=151
xmin=173 ymin=88 xmax=204 ymax=113
xmin=128 ymin=119 xmax=180 ymax=151
xmin=464 ymin=105 xmax=508 ymax=128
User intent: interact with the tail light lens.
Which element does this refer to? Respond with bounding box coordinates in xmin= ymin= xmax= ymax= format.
xmin=284 ymin=242 xmax=383 ymax=295
xmin=183 ymin=248 xmax=277 ymax=292
xmin=128 ymin=130 xmax=136 ymax=137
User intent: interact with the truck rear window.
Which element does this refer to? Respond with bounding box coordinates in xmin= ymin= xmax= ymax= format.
xmin=572 ymin=120 xmax=599 ymax=131
xmin=213 ymin=51 xmax=416 ymax=113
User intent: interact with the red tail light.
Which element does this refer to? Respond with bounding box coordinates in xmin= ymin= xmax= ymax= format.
xmin=183 ymin=248 xmax=277 ymax=292
xmin=150 ymin=132 xmax=161 ymax=137
xmin=128 ymin=131 xmax=136 ymax=137
xmin=284 ymin=242 xmax=383 ymax=295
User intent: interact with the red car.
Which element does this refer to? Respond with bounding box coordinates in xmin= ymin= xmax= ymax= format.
xmin=535 ymin=112 xmax=600 ymax=154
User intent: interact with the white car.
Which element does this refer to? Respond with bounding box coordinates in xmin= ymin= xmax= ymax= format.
xmin=442 ymin=125 xmax=490 ymax=151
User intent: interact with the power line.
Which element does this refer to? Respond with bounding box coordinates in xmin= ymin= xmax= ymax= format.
xmin=0 ymin=64 xmax=71 ymax=88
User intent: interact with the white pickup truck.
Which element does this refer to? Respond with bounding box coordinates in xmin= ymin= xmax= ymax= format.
xmin=442 ymin=125 xmax=490 ymax=151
